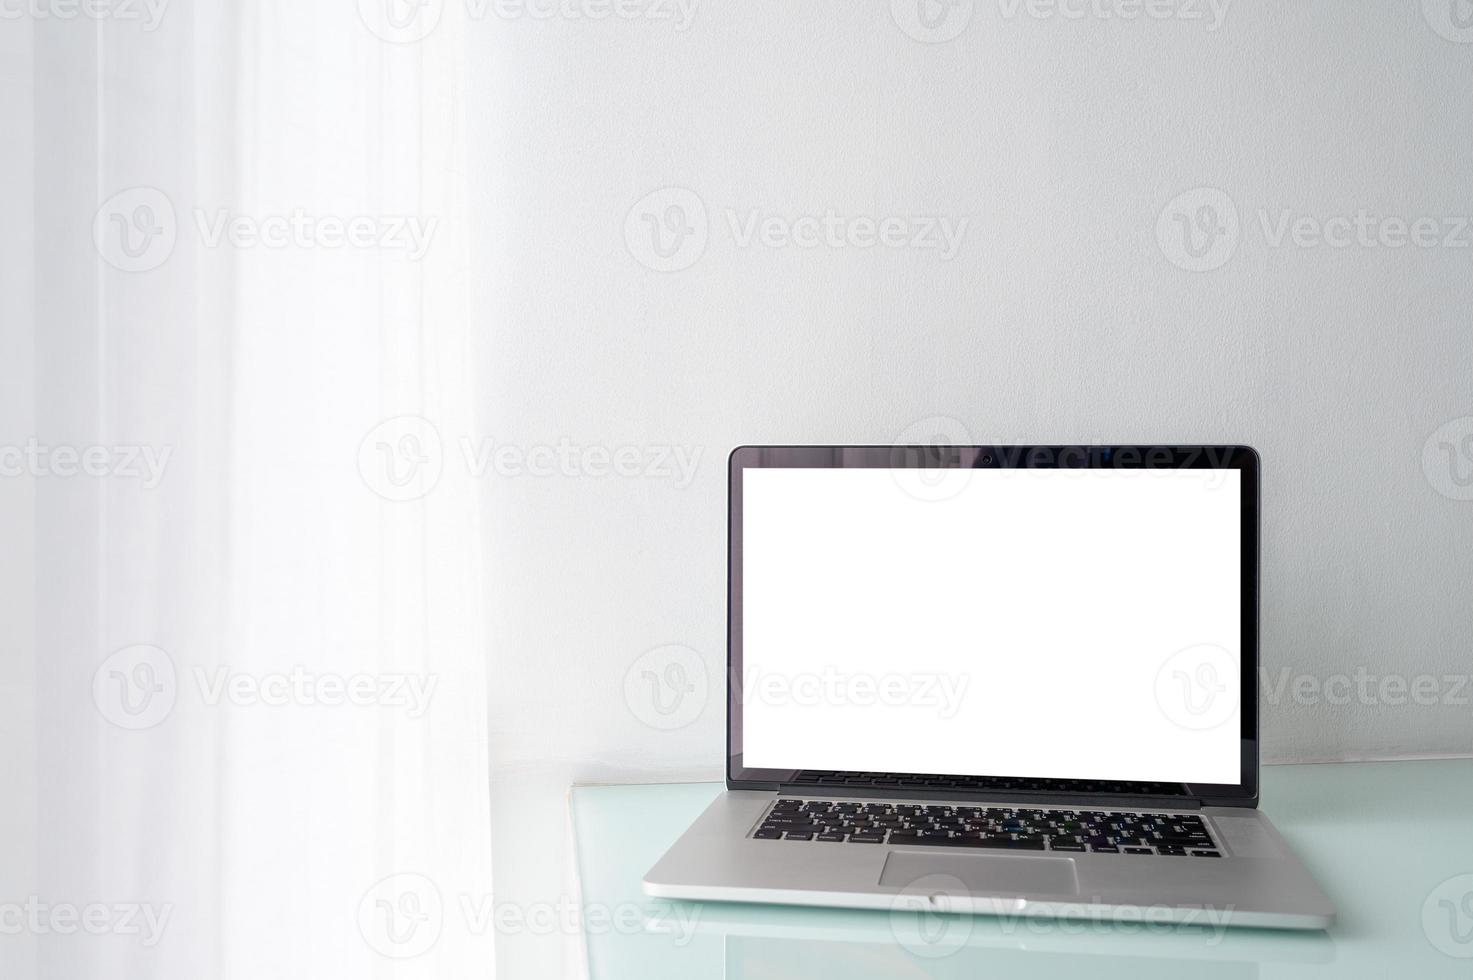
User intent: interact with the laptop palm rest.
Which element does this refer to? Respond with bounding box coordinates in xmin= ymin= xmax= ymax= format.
xmin=879 ymin=852 xmax=1080 ymax=896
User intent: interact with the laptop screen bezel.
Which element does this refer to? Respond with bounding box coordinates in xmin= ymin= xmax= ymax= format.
xmin=726 ymin=444 xmax=1261 ymax=808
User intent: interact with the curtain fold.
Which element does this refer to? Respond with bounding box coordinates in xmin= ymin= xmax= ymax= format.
xmin=12 ymin=3 xmax=494 ymax=977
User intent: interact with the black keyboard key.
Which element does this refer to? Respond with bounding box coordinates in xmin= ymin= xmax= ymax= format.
xmin=1190 ymin=850 xmax=1222 ymax=858
xmin=889 ymin=830 xmax=949 ymax=843
xmin=753 ymin=829 xmax=783 ymax=839
xmin=784 ymin=832 xmax=813 ymax=841
xmin=1049 ymin=842 xmax=1086 ymax=852
xmin=816 ymin=832 xmax=847 ymax=842
xmin=900 ymin=833 xmax=1037 ymax=850
xmin=888 ymin=834 xmax=956 ymax=847
xmin=1124 ymin=847 xmax=1154 ymax=854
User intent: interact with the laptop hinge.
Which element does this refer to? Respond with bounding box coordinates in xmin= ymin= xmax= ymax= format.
xmin=773 ymin=784 xmax=1203 ymax=811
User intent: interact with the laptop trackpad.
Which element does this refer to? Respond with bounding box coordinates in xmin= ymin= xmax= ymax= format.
xmin=879 ymin=851 xmax=1079 ymax=896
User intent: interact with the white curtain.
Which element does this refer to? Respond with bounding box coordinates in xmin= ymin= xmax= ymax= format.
xmin=4 ymin=2 xmax=494 ymax=977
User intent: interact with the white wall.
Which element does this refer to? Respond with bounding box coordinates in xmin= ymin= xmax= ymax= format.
xmin=471 ymin=3 xmax=1473 ymax=971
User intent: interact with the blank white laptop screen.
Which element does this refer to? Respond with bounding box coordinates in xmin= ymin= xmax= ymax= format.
xmin=740 ymin=467 xmax=1242 ymax=785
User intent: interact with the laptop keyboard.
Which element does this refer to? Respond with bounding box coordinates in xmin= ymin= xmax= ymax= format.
xmin=752 ymin=799 xmax=1222 ymax=856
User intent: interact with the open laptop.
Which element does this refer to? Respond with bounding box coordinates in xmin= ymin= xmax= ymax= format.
xmin=644 ymin=444 xmax=1335 ymax=929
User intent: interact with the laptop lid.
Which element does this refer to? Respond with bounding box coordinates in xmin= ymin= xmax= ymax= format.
xmin=726 ymin=445 xmax=1259 ymax=808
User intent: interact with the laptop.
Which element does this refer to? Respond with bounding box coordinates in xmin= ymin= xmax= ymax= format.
xmin=644 ymin=444 xmax=1335 ymax=930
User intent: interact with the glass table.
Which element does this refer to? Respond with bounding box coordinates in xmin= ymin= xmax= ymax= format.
xmin=570 ymin=759 xmax=1473 ymax=978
